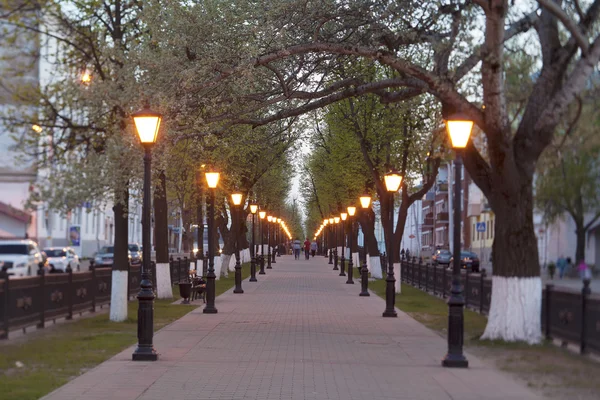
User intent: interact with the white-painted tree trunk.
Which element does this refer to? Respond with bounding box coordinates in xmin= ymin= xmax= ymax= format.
xmin=393 ymin=263 xmax=401 ymax=293
xmin=222 ymin=253 xmax=235 ymax=272
xmin=369 ymin=256 xmax=383 ymax=279
xmin=109 ymin=270 xmax=128 ymax=322
xmin=352 ymin=252 xmax=359 ymax=268
xmin=155 ymin=262 xmax=173 ymax=299
xmin=481 ymin=276 xmax=542 ymax=344
xmin=241 ymin=248 xmax=250 ymax=263
xmin=214 ymin=256 xmax=222 ymax=280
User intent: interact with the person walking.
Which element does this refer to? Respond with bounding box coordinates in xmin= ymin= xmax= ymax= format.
xmin=556 ymin=255 xmax=567 ymax=279
xmin=292 ymin=238 xmax=302 ymax=260
xmin=310 ymin=239 xmax=318 ymax=258
xmin=303 ymin=238 xmax=311 ymax=260
xmin=577 ymin=259 xmax=591 ymax=280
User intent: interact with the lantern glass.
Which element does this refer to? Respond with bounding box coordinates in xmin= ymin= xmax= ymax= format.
xmin=259 ymin=211 xmax=266 ymax=219
xmin=359 ymin=196 xmax=371 ymax=209
xmin=231 ymin=193 xmax=243 ymax=206
xmin=384 ymin=171 xmax=402 ymax=192
xmin=267 ymin=216 xmax=272 ymax=222
xmin=249 ymin=204 xmax=258 ymax=214
xmin=347 ymin=206 xmax=356 ymax=216
xmin=329 ymin=218 xmax=334 ymax=224
xmin=132 ymin=107 xmax=162 ymax=144
xmin=340 ymin=212 xmax=348 ymax=221
xmin=334 ymin=217 xmax=340 ymax=224
xmin=205 ymin=172 xmax=220 ymax=189
xmin=445 ymin=113 xmax=474 ymax=149
xmin=324 ymin=219 xmax=329 ymax=225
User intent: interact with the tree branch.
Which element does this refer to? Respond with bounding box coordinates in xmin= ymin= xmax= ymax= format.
xmin=537 ymin=0 xmax=589 ymax=55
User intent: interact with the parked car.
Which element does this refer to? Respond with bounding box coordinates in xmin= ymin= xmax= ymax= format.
xmin=449 ymin=251 xmax=481 ymax=272
xmin=432 ymin=249 xmax=452 ymax=266
xmin=93 ymin=246 xmax=132 ymax=267
xmin=128 ymin=243 xmax=142 ymax=266
xmin=43 ymin=247 xmax=80 ymax=272
xmin=0 ymin=240 xmax=47 ymax=277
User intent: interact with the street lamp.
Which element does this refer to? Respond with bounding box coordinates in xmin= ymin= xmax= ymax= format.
xmin=323 ymin=219 xmax=329 ymax=258
xmin=131 ymin=105 xmax=161 ymax=361
xmin=442 ymin=112 xmax=473 ymax=368
xmin=346 ymin=207 xmax=356 ymax=284
xmin=259 ymin=211 xmax=266 ymax=274
xmin=203 ymin=168 xmax=220 ymax=314
xmin=266 ymin=216 xmax=273 ymax=269
xmin=276 ymin=218 xmax=281 ymax=259
xmin=339 ymin=213 xmax=348 ymax=277
xmin=328 ymin=218 xmax=335 ymax=265
xmin=271 ymin=217 xmax=278 ymax=263
xmin=383 ymin=169 xmax=401 ymax=318
xmin=359 ymin=195 xmax=371 ymax=297
xmin=231 ymin=192 xmax=244 ymax=294
xmin=333 ymin=216 xmax=340 ymax=271
xmin=249 ymin=201 xmax=258 ymax=282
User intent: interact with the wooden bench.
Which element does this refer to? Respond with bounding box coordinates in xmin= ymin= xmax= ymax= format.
xmin=191 ymin=277 xmax=206 ymax=303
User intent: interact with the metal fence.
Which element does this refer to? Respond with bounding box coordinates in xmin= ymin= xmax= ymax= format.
xmin=398 ymin=258 xmax=600 ymax=356
xmin=0 ymin=256 xmax=202 ymax=340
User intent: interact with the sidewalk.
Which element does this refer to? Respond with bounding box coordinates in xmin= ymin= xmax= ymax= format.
xmin=42 ymin=255 xmax=541 ymax=400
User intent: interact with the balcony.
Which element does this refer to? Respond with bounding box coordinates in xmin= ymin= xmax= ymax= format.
xmin=436 ymin=212 xmax=449 ymax=223
xmin=436 ymin=182 xmax=448 ymax=193
xmin=422 ymin=217 xmax=434 ymax=228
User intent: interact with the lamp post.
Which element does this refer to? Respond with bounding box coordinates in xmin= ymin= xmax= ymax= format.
xmin=259 ymin=211 xmax=266 ymax=274
xmin=272 ymin=217 xmax=278 ymax=264
xmin=266 ymin=216 xmax=273 ymax=269
xmin=323 ymin=219 xmax=329 ymax=258
xmin=383 ymin=170 xmax=402 ymax=318
xmin=442 ymin=112 xmax=473 ymax=368
xmin=346 ymin=207 xmax=356 ymax=284
xmin=275 ymin=218 xmax=281 ymax=260
xmin=231 ymin=192 xmax=244 ymax=294
xmin=359 ymin=195 xmax=371 ymax=296
xmin=203 ymin=169 xmax=220 ymax=314
xmin=131 ymin=105 xmax=161 ymax=361
xmin=333 ymin=216 xmax=340 ymax=270
xmin=249 ymin=201 xmax=258 ymax=282
xmin=339 ymin=213 xmax=347 ymax=277
xmin=328 ymin=218 xmax=334 ymax=265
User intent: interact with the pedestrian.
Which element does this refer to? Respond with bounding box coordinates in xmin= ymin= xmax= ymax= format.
xmin=310 ymin=239 xmax=318 ymax=258
xmin=292 ymin=238 xmax=302 ymax=260
xmin=405 ymin=249 xmax=410 ymax=261
xmin=303 ymin=238 xmax=311 ymax=260
xmin=577 ymin=259 xmax=591 ymax=280
xmin=556 ymin=255 xmax=567 ymax=279
xmin=400 ymin=248 xmax=405 ymax=260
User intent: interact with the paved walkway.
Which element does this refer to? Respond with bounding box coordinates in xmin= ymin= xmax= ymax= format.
xmin=42 ymin=255 xmax=541 ymax=400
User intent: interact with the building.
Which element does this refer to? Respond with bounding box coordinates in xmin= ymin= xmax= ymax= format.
xmin=466 ymin=183 xmax=495 ymax=270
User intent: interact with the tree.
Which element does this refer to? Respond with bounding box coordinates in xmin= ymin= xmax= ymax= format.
xmin=536 ymin=102 xmax=600 ymax=264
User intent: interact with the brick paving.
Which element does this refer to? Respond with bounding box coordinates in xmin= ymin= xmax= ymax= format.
xmin=42 ymin=255 xmax=541 ymax=400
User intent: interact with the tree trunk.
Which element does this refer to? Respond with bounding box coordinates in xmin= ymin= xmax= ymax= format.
xmin=181 ymin=208 xmax=192 ymax=253
xmin=110 ymin=188 xmax=129 ymax=322
xmin=197 ymin=186 xmax=204 ymax=256
xmin=153 ymin=170 xmax=172 ymax=299
xmin=481 ymin=183 xmax=542 ymax=343
xmin=575 ymin=225 xmax=586 ymax=264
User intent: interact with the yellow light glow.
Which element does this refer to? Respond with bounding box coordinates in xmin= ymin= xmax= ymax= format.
xmin=359 ymin=196 xmax=371 ymax=209
xmin=231 ymin=193 xmax=243 ymax=206
xmin=32 ymin=124 xmax=42 ymax=133
xmin=205 ymin=172 xmax=220 ymax=189
xmin=81 ymin=70 xmax=91 ymax=84
xmin=334 ymin=217 xmax=340 ymax=224
xmin=259 ymin=211 xmax=266 ymax=219
xmin=446 ymin=118 xmax=474 ymax=149
xmin=250 ymin=204 xmax=258 ymax=214
xmin=340 ymin=212 xmax=348 ymax=221
xmin=324 ymin=219 xmax=329 ymax=225
xmin=267 ymin=216 xmax=272 ymax=222
xmin=384 ymin=172 xmax=402 ymax=192
xmin=347 ymin=206 xmax=356 ymax=216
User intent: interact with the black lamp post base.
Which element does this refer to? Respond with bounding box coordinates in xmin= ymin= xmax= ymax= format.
xmin=266 ymin=266 xmax=272 ymax=269
xmin=132 ymin=347 xmax=158 ymax=361
xmin=203 ymin=307 xmax=218 ymax=314
xmin=382 ymin=310 xmax=398 ymax=317
xmin=250 ymin=277 xmax=258 ymax=282
xmin=346 ymin=280 xmax=354 ymax=284
xmin=233 ymin=289 xmax=244 ymax=294
xmin=333 ymin=265 xmax=339 ymax=270
xmin=359 ymin=291 xmax=370 ymax=296
xmin=442 ymin=354 xmax=469 ymax=368
xmin=259 ymin=270 xmax=266 ymax=275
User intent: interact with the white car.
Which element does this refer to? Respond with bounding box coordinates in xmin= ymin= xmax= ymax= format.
xmin=0 ymin=239 xmax=45 ymax=277
xmin=43 ymin=247 xmax=80 ymax=272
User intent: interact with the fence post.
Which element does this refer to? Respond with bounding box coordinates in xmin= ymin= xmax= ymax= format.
xmin=465 ymin=269 xmax=470 ymax=309
xmin=580 ymin=279 xmax=591 ymax=354
xmin=424 ymin=260 xmax=428 ymax=292
xmin=91 ymin=264 xmax=96 ymax=313
xmin=37 ymin=264 xmax=45 ymax=329
xmin=442 ymin=265 xmax=447 ymax=298
xmin=545 ymin=284 xmax=553 ymax=341
xmin=66 ymin=266 xmax=73 ymax=320
xmin=1 ymin=266 xmax=9 ymax=339
xmin=479 ymin=269 xmax=486 ymax=314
